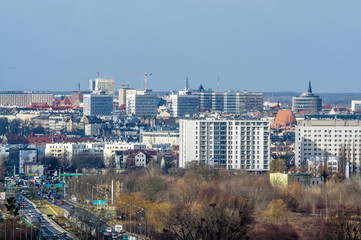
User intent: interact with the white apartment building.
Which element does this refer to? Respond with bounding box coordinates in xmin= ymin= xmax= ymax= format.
xmin=45 ymin=142 xmax=146 ymax=162
xmin=179 ymin=118 xmax=271 ymax=171
xmin=141 ymin=131 xmax=180 ymax=145
xmin=295 ymin=119 xmax=361 ymax=174
xmin=126 ymin=91 xmax=158 ymax=117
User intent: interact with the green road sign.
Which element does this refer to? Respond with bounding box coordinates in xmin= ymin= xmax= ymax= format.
xmin=93 ymin=200 xmax=106 ymax=205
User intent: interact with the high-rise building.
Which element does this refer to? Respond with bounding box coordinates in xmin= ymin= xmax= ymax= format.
xmin=118 ymin=88 xmax=135 ymax=107
xmin=126 ymin=91 xmax=158 ymax=117
xmin=83 ymin=92 xmax=113 ymax=116
xmin=193 ymin=90 xmax=263 ymax=114
xmin=295 ymin=119 xmax=361 ymax=176
xmin=351 ymin=100 xmax=361 ymax=112
xmin=0 ymin=92 xmax=53 ymax=107
xmin=169 ymin=94 xmax=199 ymax=117
xmin=89 ymin=78 xmax=115 ymax=96
xmin=292 ymin=81 xmax=322 ymax=113
xmin=179 ymin=118 xmax=271 ymax=171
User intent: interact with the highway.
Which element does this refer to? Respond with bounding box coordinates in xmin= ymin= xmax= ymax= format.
xmin=18 ymin=194 xmax=72 ymax=240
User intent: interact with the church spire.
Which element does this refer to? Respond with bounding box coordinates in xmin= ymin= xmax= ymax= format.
xmin=308 ymin=80 xmax=312 ymax=93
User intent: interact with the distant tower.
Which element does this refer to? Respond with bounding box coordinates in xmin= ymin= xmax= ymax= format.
xmin=185 ymin=76 xmax=189 ymax=91
xmin=78 ymin=83 xmax=80 ymax=91
xmin=308 ymin=80 xmax=312 ymax=93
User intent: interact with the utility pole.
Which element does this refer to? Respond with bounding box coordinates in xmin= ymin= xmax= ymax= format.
xmin=111 ymin=179 xmax=114 ymax=205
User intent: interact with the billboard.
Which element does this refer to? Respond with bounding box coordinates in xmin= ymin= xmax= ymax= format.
xmin=19 ymin=149 xmax=38 ymax=174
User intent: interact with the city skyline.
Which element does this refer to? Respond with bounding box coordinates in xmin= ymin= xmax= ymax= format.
xmin=1 ymin=0 xmax=361 ymax=92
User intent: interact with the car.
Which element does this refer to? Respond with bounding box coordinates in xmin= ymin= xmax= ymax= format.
xmin=57 ymin=201 xmax=64 ymax=206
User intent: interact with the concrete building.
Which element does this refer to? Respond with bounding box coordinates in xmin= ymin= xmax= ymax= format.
xmin=141 ymin=131 xmax=180 ymax=145
xmin=295 ymin=119 xmax=361 ymax=176
xmin=351 ymin=100 xmax=361 ymax=112
xmin=292 ymin=81 xmax=322 ymax=113
xmin=89 ymin=78 xmax=115 ymax=96
xmin=194 ymin=90 xmax=263 ymax=114
xmin=169 ymin=94 xmax=199 ymax=117
xmin=118 ymin=88 xmax=134 ymax=107
xmin=83 ymin=92 xmax=113 ymax=116
xmin=126 ymin=91 xmax=158 ymax=117
xmin=0 ymin=92 xmax=53 ymax=107
xmin=45 ymin=142 xmax=146 ymax=163
xmin=179 ymin=118 xmax=271 ymax=171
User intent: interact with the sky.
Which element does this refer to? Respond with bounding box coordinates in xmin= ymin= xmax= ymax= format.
xmin=1 ymin=0 xmax=361 ymax=93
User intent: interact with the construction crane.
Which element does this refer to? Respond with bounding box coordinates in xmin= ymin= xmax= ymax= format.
xmin=115 ymin=82 xmax=130 ymax=88
xmin=127 ymin=71 xmax=152 ymax=91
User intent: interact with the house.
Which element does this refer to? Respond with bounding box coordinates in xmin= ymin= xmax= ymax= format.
xmin=123 ymin=150 xmax=157 ymax=168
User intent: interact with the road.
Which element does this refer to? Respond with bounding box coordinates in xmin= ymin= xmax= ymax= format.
xmin=18 ymin=194 xmax=72 ymax=240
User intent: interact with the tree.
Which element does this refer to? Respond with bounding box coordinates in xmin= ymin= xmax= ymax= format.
xmin=71 ymin=154 xmax=105 ymax=171
xmin=32 ymin=125 xmax=45 ymax=134
xmin=261 ymin=199 xmax=288 ymax=225
xmin=270 ymin=158 xmax=287 ymax=173
xmin=9 ymin=119 xmax=21 ymax=134
xmin=249 ymin=224 xmax=299 ymax=240
xmin=39 ymin=156 xmax=63 ymax=170
xmin=4 ymin=196 xmax=20 ymax=216
xmin=0 ymin=118 xmax=8 ymax=135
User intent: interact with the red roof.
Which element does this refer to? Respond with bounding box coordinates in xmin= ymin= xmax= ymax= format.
xmin=61 ymin=97 xmax=72 ymax=105
xmin=272 ymin=110 xmax=297 ymax=128
xmin=27 ymin=135 xmax=95 ymax=146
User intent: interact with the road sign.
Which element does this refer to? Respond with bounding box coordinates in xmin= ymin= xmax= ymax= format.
xmin=93 ymin=200 xmax=106 ymax=205
xmin=0 ymin=192 xmax=5 ymax=200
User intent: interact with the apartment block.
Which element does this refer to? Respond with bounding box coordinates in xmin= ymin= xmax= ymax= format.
xmin=0 ymin=92 xmax=53 ymax=107
xmin=295 ymin=119 xmax=361 ymax=174
xmin=179 ymin=118 xmax=271 ymax=171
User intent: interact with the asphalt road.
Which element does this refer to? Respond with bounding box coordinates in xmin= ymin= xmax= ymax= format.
xmin=42 ymin=194 xmax=113 ymax=232
xmin=18 ymin=194 xmax=71 ymax=240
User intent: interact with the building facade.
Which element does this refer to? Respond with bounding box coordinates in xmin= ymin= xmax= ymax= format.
xmin=169 ymin=94 xmax=199 ymax=117
xmin=179 ymin=118 xmax=271 ymax=171
xmin=295 ymin=119 xmax=361 ymax=176
xmin=0 ymin=92 xmax=53 ymax=107
xmin=83 ymin=92 xmax=113 ymax=116
xmin=89 ymin=78 xmax=115 ymax=96
xmin=292 ymin=82 xmax=322 ymax=113
xmin=126 ymin=92 xmax=158 ymax=117
xmin=194 ymin=91 xmax=263 ymax=114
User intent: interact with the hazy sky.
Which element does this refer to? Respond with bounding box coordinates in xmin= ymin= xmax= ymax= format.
xmin=1 ymin=0 xmax=361 ymax=93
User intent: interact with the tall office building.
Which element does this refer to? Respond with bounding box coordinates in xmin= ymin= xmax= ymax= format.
xmin=292 ymin=81 xmax=322 ymax=113
xmin=295 ymin=119 xmax=361 ymax=176
xmin=179 ymin=118 xmax=271 ymax=171
xmin=169 ymin=94 xmax=199 ymax=117
xmin=126 ymin=91 xmax=158 ymax=117
xmin=0 ymin=92 xmax=53 ymax=107
xmin=83 ymin=92 xmax=113 ymax=116
xmin=118 ymin=88 xmax=135 ymax=107
xmin=194 ymin=90 xmax=263 ymax=114
xmin=89 ymin=78 xmax=115 ymax=96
